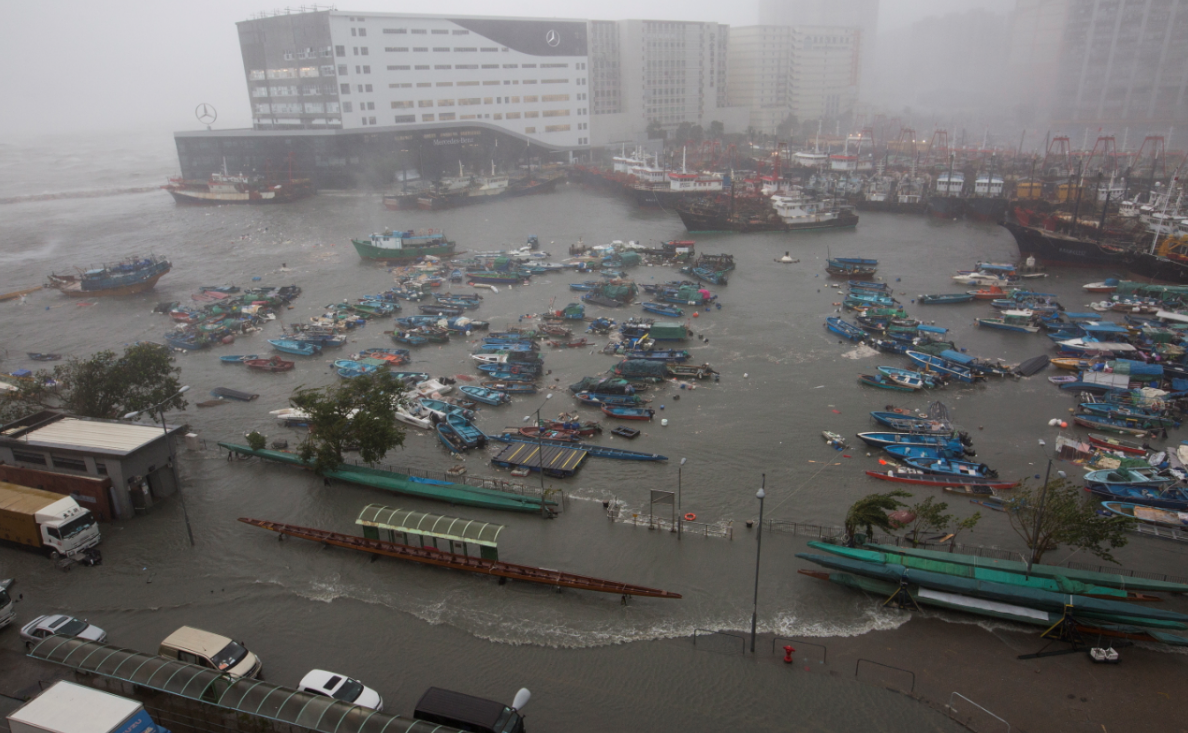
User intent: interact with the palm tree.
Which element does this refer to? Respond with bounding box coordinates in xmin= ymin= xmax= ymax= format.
xmin=844 ymin=490 xmax=912 ymax=545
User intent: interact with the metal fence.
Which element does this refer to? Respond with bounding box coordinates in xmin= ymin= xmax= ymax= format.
xmin=606 ymin=502 xmax=733 ymax=539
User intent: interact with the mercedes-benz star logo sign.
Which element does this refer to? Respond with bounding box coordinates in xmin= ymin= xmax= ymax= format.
xmin=545 ymin=29 xmax=560 ymax=47
xmin=195 ymin=103 xmax=218 ymax=125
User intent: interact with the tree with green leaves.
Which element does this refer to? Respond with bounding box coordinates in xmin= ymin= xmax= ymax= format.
xmin=844 ymin=490 xmax=912 ymax=544
xmin=1004 ymin=477 xmax=1131 ymax=564
xmin=901 ymin=496 xmax=981 ymax=547
xmin=707 ymin=120 xmax=725 ymax=139
xmin=0 ymin=343 xmax=186 ymax=422
xmin=290 ymin=373 xmax=406 ymax=475
xmin=646 ymin=120 xmax=666 ymax=140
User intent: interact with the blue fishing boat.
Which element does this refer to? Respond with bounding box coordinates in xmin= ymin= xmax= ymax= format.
xmin=220 ymin=354 xmax=258 ymax=363
xmin=476 ymin=341 xmax=538 ymax=353
xmin=848 ymin=280 xmax=890 ymax=291
xmin=876 ymin=366 xmax=942 ymax=389
xmin=419 ymin=303 xmax=465 ymax=317
xmin=1072 ymin=413 xmax=1151 ymax=436
xmin=459 ymin=385 xmax=511 ymax=406
xmin=868 ymin=337 xmax=910 ymax=354
xmin=919 ymin=293 xmax=975 ymax=305
xmin=619 ymin=349 xmax=690 ymax=363
xmin=446 ymin=413 xmax=488 ymax=448
xmin=856 ymin=432 xmax=971 ymax=454
xmin=1086 ymin=483 xmax=1188 ymax=511
xmin=396 ymin=316 xmax=444 ymax=328
xmin=392 ymin=332 xmax=430 ymax=347
xmin=1079 ymin=403 xmax=1176 ymax=427
xmin=1101 ymin=501 xmax=1188 ymax=529
xmin=883 ymin=444 xmax=966 ymax=461
xmin=900 ymin=456 xmax=998 ymax=479
xmin=640 ymin=302 xmax=684 ymax=317
xmin=436 ymin=421 xmax=470 ymax=453
xmin=869 ymin=411 xmax=953 ymax=434
xmin=333 ymin=359 xmax=378 ymax=374
xmin=600 ymin=405 xmax=656 ymax=420
xmin=268 ymin=339 xmax=321 ymax=356
xmin=575 ymin=391 xmax=645 ymax=406
xmin=825 ymin=317 xmax=867 ymax=342
xmin=388 ymin=371 xmax=431 ymax=384
xmin=1084 ymin=467 xmax=1172 ymax=490
xmin=434 ymin=296 xmax=481 ymax=310
xmin=164 ymin=332 xmax=209 ymax=351
xmin=480 ymin=380 xmax=537 ymax=394
xmin=419 ymin=398 xmax=476 ymax=422
xmin=490 ymin=432 xmax=666 ymax=461
xmin=858 ymin=373 xmax=920 ymax=392
xmin=904 ymin=351 xmax=978 ymax=383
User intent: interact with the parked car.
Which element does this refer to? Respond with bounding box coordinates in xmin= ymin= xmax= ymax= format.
xmin=158 ymin=626 xmax=262 ymax=679
xmin=414 ymin=687 xmax=530 ymax=733
xmin=0 ymin=580 xmax=14 ymax=630
xmin=298 ymin=669 xmax=384 ymax=711
xmin=19 ymin=614 xmax=106 ymax=644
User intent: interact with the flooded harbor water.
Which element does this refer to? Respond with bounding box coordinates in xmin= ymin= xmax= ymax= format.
xmin=1 ymin=136 xmax=1186 ymax=731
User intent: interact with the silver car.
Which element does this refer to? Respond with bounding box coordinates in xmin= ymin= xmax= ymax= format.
xmin=20 ymin=614 xmax=107 ymax=644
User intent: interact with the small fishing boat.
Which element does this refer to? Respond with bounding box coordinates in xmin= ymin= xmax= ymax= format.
xmin=490 ymin=432 xmax=665 ymax=461
xmin=1072 ymin=413 xmax=1152 ymax=436
xmin=899 ymin=456 xmax=999 ymax=479
xmin=1101 ymin=501 xmax=1188 ymax=529
xmin=244 ymin=357 xmax=295 ymax=372
xmin=864 ymin=469 xmax=1018 ymax=490
xmin=392 ymin=331 xmax=430 ymax=347
xmin=904 ymin=351 xmax=979 ymax=383
xmin=394 ymin=401 xmax=434 ymax=429
xmin=537 ymin=418 xmax=601 ymax=436
xmin=459 ymin=385 xmax=510 ymax=405
xmin=856 ymin=432 xmax=971 ymax=453
xmin=270 ymin=407 xmax=311 ymax=426
xmin=418 ymin=398 xmax=476 ymax=422
xmin=210 ymin=387 xmax=258 ymax=402
xmin=26 ymin=352 xmax=63 ymax=361
xmin=611 ymin=426 xmax=641 ymax=439
xmin=825 ymin=316 xmax=866 ymax=342
xmin=1083 ymin=466 xmax=1172 ymax=490
xmin=619 ymin=348 xmax=690 ymax=363
xmin=358 ymin=347 xmax=411 ymax=365
xmin=419 ymin=303 xmax=465 ymax=317
xmin=858 ymin=373 xmax=921 ymax=392
xmin=876 ymin=366 xmax=941 ymax=389
xmin=548 ymin=338 xmax=590 ymax=348
xmin=1048 ymin=375 xmax=1079 ymax=385
xmin=480 ymin=380 xmax=537 ymax=394
xmin=446 ymin=413 xmax=488 ymax=448
xmin=220 ymin=354 xmax=257 ymax=364
xmin=269 ymin=339 xmax=321 ymax=356
xmin=825 ymin=257 xmax=878 ymax=279
xmin=333 ymin=359 xmax=379 ymax=374
xmin=1086 ymin=433 xmax=1148 ymax=455
xmin=918 ymin=293 xmax=974 ymax=305
xmin=641 ymin=302 xmax=684 ymax=317
xmin=436 ymin=421 xmax=471 ymax=453
xmin=518 ymin=426 xmax=581 ymax=442
xmin=600 ymin=405 xmax=656 ymax=420
xmin=575 ymin=391 xmax=644 ymax=406
xmin=569 ymin=281 xmax=599 ymax=291
xmin=1083 ymin=280 xmax=1119 ymax=294
xmin=976 ymin=310 xmax=1039 ymax=334
xmin=967 ymin=285 xmax=1008 ymax=300
xmin=883 ymin=444 xmax=966 ymax=461
xmin=539 ymin=324 xmax=573 ymax=338
xmin=869 ymin=411 xmax=953 ymax=434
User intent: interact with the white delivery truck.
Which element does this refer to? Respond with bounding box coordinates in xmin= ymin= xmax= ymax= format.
xmin=7 ymin=681 xmax=169 ymax=733
xmin=0 ymin=483 xmax=100 ymax=560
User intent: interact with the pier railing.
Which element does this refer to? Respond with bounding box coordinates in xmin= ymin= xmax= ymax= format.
xmin=605 ymin=502 xmax=733 ymax=539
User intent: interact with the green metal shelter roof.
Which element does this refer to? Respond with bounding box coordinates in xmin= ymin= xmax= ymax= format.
xmin=26 ymin=636 xmax=459 ymax=733
xmin=356 ymin=504 xmax=504 ymax=548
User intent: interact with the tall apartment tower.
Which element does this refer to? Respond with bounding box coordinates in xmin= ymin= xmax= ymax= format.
xmin=728 ymin=26 xmax=860 ymax=133
xmin=758 ymin=0 xmax=877 ymax=91
xmin=587 ymin=19 xmax=747 ymax=144
xmin=1049 ymin=0 xmax=1188 ymax=140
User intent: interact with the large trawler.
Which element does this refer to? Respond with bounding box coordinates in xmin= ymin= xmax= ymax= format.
xmin=163 ymin=172 xmax=312 ymax=204
xmin=351 ymin=229 xmax=457 ymax=263
xmin=47 ymin=255 xmax=172 ymax=297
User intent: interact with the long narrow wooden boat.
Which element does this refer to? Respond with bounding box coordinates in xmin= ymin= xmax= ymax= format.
xmin=1073 ymin=413 xmax=1150 ymax=436
xmin=459 ymin=385 xmax=510 ymax=405
xmin=211 ymin=387 xmax=258 ymax=402
xmin=640 ymin=302 xmax=684 ymax=317
xmin=876 ymin=366 xmax=942 ymax=388
xmin=919 ymin=293 xmax=975 ymax=305
xmin=1102 ymin=501 xmax=1188 ymax=529
xmin=244 ymin=357 xmax=295 ymax=372
xmin=864 ymin=469 xmax=1017 ymax=490
xmin=869 ymin=411 xmax=953 ymax=434
xmin=825 ymin=316 xmax=866 ymax=341
xmin=864 ymin=543 xmax=1188 ymax=594
xmin=491 ymin=432 xmax=666 ymax=461
xmin=239 ymin=518 xmax=680 ymax=598
xmin=446 ymin=413 xmax=487 ymax=448
xmin=900 ymin=456 xmax=998 ymax=479
xmin=269 ymin=338 xmax=321 ymax=356
xmin=575 ymin=391 xmax=644 ymax=406
xmin=904 ymin=351 xmax=979 ymax=383
xmin=480 ymin=380 xmax=537 ymax=394
xmin=856 ymin=432 xmax=970 ymax=452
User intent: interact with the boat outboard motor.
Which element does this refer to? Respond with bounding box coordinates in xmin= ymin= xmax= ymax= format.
xmin=958 ymin=431 xmax=973 ymax=447
xmin=963 ymin=447 xmax=977 ymax=457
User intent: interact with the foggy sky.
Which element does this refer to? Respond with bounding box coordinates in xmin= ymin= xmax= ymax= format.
xmin=1 ymin=0 xmax=1013 ymax=140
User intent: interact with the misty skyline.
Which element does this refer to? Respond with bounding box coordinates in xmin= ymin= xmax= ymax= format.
xmin=3 ymin=0 xmax=1014 ymax=141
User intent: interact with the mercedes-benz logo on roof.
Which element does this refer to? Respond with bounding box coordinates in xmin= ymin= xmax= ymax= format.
xmin=195 ymin=103 xmax=217 ymax=125
xmin=546 ymin=29 xmax=560 ymax=47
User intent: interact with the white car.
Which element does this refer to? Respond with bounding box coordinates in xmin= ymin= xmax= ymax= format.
xmin=20 ymin=614 xmax=107 ymax=644
xmin=298 ymin=669 xmax=384 ymax=711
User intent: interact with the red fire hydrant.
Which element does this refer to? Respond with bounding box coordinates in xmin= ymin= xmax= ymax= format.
xmin=782 ymin=646 xmax=796 ymax=664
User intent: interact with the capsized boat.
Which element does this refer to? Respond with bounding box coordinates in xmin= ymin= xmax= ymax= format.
xmin=858 ymin=373 xmax=921 ymax=392
xmin=600 ymin=405 xmax=656 ymax=420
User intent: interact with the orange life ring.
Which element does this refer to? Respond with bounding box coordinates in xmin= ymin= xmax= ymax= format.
xmin=684 ymin=513 xmax=696 ymax=522
xmin=511 ymin=366 xmax=521 ymax=374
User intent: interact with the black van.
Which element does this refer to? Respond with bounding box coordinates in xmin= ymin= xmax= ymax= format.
xmin=414 ymin=687 xmax=526 ymax=733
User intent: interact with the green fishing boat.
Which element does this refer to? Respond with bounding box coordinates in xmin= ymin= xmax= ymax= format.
xmin=351 ymin=229 xmax=456 ymax=262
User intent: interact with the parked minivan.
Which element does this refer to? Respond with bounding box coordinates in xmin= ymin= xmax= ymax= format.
xmin=158 ymin=626 xmax=262 ymax=679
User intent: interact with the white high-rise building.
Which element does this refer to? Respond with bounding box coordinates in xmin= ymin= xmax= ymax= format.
xmin=588 ymin=19 xmax=748 ymax=145
xmin=237 ymin=10 xmax=592 ymax=147
xmin=758 ymin=0 xmax=877 ymax=92
xmin=728 ymin=25 xmax=860 ymax=133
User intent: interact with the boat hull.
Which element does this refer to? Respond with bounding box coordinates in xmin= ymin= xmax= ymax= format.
xmin=352 ymin=239 xmax=457 ymax=263
xmin=1001 ymin=221 xmax=1130 ymax=267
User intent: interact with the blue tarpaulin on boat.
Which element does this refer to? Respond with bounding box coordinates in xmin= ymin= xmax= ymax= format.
xmin=1063 ymin=312 xmax=1100 ymax=320
xmin=1172 ymin=379 xmax=1188 ymax=392
xmin=917 ymin=324 xmax=949 ymax=334
xmin=1113 ymin=359 xmax=1163 ymax=376
xmin=1080 ymin=322 xmax=1130 ymax=334
xmin=939 ymin=350 xmax=976 ymax=365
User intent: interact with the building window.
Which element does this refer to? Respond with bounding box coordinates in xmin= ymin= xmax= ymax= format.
xmin=388 ymin=65 xmax=410 ymax=71
xmin=545 ymin=124 xmax=571 ymax=132
xmin=52 ymin=455 xmax=88 ymax=472
xmin=343 ymin=102 xmax=353 ymax=112
xmin=437 ymin=99 xmax=455 ymax=106
xmin=506 ymin=112 xmax=521 ymax=119
xmin=522 ymin=95 xmax=538 ymax=103
xmin=493 ymin=113 xmax=503 ymax=119
xmin=482 ymin=64 xmax=498 ymax=69
xmin=96 ymin=461 xmax=108 ymax=476
xmin=482 ymin=80 xmax=499 ymax=86
xmin=415 ymin=65 xmax=430 ymax=70
xmin=422 ymin=113 xmax=435 ymax=121
xmin=411 ymin=29 xmax=427 ymax=34
xmin=11 ymin=450 xmax=46 ymax=466
xmin=435 ymin=65 xmax=452 ymax=70
xmin=363 ymin=66 xmax=370 ymax=74
xmin=452 ymin=29 xmax=469 ymax=35
xmin=454 ymin=47 xmax=477 ymax=52
xmin=392 ymin=100 xmax=414 ymax=109
xmin=433 ymin=47 xmax=449 ymax=52
xmin=385 ymin=47 xmax=409 ymax=53
xmin=419 ymin=100 xmax=434 ymax=107
xmin=458 ymin=98 xmax=481 ymax=106
xmin=542 ymin=109 xmax=569 ymax=117
xmin=481 ymin=47 xmax=498 ymax=52
xmin=336 ymin=45 xmax=345 ymax=57
xmin=522 ymin=63 xmax=537 ymax=69
xmin=503 ymin=64 xmax=518 ymax=69
xmin=432 ymin=29 xmax=448 ymax=34
xmin=522 ymin=80 xmax=537 ymax=85
xmin=384 ymin=28 xmax=407 ymax=34
xmin=394 ymin=114 xmax=415 ymax=123
xmin=541 ymin=63 xmax=569 ymax=68
xmin=457 ymin=81 xmax=479 ymax=87
xmin=358 ymin=28 xmax=367 ymax=37
xmin=338 ymin=65 xmax=348 ymax=75
xmin=436 ymin=82 xmax=454 ymax=87
xmin=365 ymin=84 xmax=373 ymax=92
xmin=439 ymin=112 xmax=455 ymax=120
xmin=366 ymin=102 xmax=375 ymax=110
xmin=542 ymin=94 xmax=569 ymax=102
xmin=541 ymin=79 xmax=568 ymax=84
xmin=524 ymin=111 xmax=539 ymax=118
xmin=416 ymin=82 xmax=431 ymax=87
xmin=524 ymin=126 xmax=536 ymax=133
xmin=340 ymin=83 xmax=351 ymax=94
xmin=456 ymin=64 xmax=479 ymax=70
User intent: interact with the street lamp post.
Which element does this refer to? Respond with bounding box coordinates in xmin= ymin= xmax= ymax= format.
xmin=124 ymin=386 xmax=192 ymax=546
xmin=750 ymin=474 xmax=766 ymax=653
xmin=522 ymin=394 xmax=552 ymax=513
xmin=677 ymin=457 xmax=687 ymax=540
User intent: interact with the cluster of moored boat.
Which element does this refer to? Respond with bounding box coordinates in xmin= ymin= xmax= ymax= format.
xmin=157 ymin=285 xmax=301 ymax=351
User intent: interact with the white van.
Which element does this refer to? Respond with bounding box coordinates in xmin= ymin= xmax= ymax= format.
xmin=158 ymin=626 xmax=262 ymax=679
